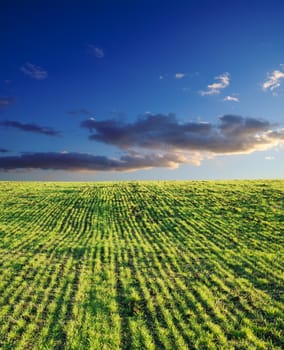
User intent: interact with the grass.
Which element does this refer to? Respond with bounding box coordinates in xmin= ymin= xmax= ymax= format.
xmin=0 ymin=179 xmax=283 ymax=349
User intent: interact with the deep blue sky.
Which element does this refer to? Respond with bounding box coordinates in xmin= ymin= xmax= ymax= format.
xmin=0 ymin=0 xmax=284 ymax=180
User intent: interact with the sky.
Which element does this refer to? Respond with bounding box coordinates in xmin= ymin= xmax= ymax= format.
xmin=0 ymin=0 xmax=284 ymax=181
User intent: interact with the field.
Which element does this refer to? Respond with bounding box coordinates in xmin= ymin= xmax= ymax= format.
xmin=0 ymin=180 xmax=283 ymax=350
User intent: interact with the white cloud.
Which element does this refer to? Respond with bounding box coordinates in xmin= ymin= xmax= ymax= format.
xmin=262 ymin=67 xmax=284 ymax=91
xmin=200 ymin=72 xmax=230 ymax=96
xmin=265 ymin=156 xmax=275 ymax=160
xmin=21 ymin=62 xmax=48 ymax=80
xmin=175 ymin=73 xmax=186 ymax=79
xmin=88 ymin=45 xmax=105 ymax=58
xmin=224 ymin=95 xmax=239 ymax=102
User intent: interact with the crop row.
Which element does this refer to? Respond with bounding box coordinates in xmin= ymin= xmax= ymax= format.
xmin=0 ymin=180 xmax=283 ymax=349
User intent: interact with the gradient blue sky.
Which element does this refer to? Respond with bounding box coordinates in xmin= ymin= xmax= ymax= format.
xmin=0 ymin=0 xmax=283 ymax=181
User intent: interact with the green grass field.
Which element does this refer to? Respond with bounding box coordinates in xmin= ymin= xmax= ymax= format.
xmin=0 ymin=180 xmax=283 ymax=350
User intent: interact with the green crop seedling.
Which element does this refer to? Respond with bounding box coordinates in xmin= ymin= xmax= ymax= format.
xmin=0 ymin=180 xmax=283 ymax=349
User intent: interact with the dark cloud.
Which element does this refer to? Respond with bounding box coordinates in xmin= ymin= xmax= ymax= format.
xmin=81 ymin=114 xmax=212 ymax=150
xmin=219 ymin=115 xmax=271 ymax=135
xmin=0 ymin=97 xmax=13 ymax=107
xmin=0 ymin=152 xmax=185 ymax=172
xmin=1 ymin=114 xmax=283 ymax=173
xmin=21 ymin=62 xmax=48 ymax=80
xmin=0 ymin=148 xmax=9 ymax=153
xmin=81 ymin=113 xmax=284 ymax=154
xmin=0 ymin=120 xmax=60 ymax=136
xmin=66 ymin=108 xmax=93 ymax=116
xmin=267 ymin=129 xmax=284 ymax=141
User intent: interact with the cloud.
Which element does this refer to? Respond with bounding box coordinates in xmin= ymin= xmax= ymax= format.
xmin=66 ymin=108 xmax=93 ymax=116
xmin=200 ymin=72 xmax=230 ymax=95
xmin=88 ymin=45 xmax=105 ymax=58
xmin=0 ymin=97 xmax=13 ymax=107
xmin=262 ymin=67 xmax=284 ymax=91
xmin=81 ymin=113 xmax=284 ymax=156
xmin=0 ymin=151 xmax=185 ymax=172
xmin=21 ymin=62 xmax=48 ymax=80
xmin=224 ymin=96 xmax=239 ymax=102
xmin=0 ymin=120 xmax=60 ymax=136
xmin=175 ymin=73 xmax=186 ymax=79
xmin=2 ymin=113 xmax=283 ymax=173
xmin=0 ymin=148 xmax=9 ymax=153
xmin=264 ymin=156 xmax=275 ymax=160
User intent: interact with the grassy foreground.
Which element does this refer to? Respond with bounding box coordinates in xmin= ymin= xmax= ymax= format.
xmin=0 ymin=180 xmax=283 ymax=350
